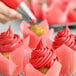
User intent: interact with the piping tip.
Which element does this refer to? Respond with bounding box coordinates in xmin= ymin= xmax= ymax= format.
xmin=29 ymin=18 xmax=37 ymax=24
xmin=17 ymin=2 xmax=36 ymax=23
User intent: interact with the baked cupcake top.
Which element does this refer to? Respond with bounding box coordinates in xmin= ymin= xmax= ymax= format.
xmin=0 ymin=26 xmax=23 ymax=53
xmin=30 ymin=41 xmax=56 ymax=69
xmin=53 ymin=25 xmax=76 ymax=50
xmin=29 ymin=25 xmax=47 ymax=36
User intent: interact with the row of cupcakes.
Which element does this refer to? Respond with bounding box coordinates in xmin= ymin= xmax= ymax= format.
xmin=26 ymin=0 xmax=76 ymax=25
xmin=21 ymin=20 xmax=76 ymax=76
xmin=0 ymin=20 xmax=76 ymax=76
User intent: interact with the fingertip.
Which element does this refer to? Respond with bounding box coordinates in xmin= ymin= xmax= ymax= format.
xmin=7 ymin=8 xmax=23 ymax=19
xmin=15 ymin=13 xmax=23 ymax=19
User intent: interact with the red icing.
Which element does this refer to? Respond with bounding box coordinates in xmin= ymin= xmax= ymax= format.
xmin=30 ymin=41 xmax=56 ymax=69
xmin=53 ymin=25 xmax=76 ymax=50
xmin=29 ymin=18 xmax=37 ymax=24
xmin=0 ymin=26 xmax=23 ymax=53
xmin=68 ymin=9 xmax=76 ymax=22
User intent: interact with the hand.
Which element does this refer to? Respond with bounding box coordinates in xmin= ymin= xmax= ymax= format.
xmin=0 ymin=1 xmax=23 ymax=24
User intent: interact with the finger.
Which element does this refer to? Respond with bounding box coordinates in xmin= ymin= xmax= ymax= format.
xmin=0 ymin=1 xmax=22 ymax=19
xmin=0 ymin=14 xmax=10 ymax=24
xmin=0 ymin=1 xmax=10 ymax=15
xmin=5 ymin=8 xmax=23 ymax=19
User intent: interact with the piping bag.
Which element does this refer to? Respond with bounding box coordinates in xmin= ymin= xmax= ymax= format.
xmin=1 ymin=0 xmax=36 ymax=23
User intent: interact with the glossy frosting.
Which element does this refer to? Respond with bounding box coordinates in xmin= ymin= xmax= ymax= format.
xmin=53 ymin=25 xmax=76 ymax=50
xmin=30 ymin=42 xmax=56 ymax=68
xmin=0 ymin=27 xmax=23 ymax=53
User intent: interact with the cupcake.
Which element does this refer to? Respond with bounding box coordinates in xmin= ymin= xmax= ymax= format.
xmin=68 ymin=8 xmax=76 ymax=22
xmin=24 ymin=41 xmax=61 ymax=76
xmin=53 ymin=25 xmax=76 ymax=76
xmin=29 ymin=0 xmax=72 ymax=24
xmin=0 ymin=26 xmax=30 ymax=76
xmin=30 ymin=0 xmax=55 ymax=20
xmin=20 ymin=20 xmax=54 ymax=50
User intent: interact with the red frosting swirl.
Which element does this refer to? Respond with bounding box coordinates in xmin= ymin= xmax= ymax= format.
xmin=30 ymin=42 xmax=56 ymax=68
xmin=53 ymin=25 xmax=76 ymax=50
xmin=0 ymin=26 xmax=23 ymax=53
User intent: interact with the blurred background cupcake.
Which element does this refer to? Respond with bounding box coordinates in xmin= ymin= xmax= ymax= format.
xmin=53 ymin=25 xmax=76 ymax=76
xmin=24 ymin=40 xmax=61 ymax=76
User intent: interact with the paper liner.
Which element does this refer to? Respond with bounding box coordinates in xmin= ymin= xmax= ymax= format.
xmin=20 ymin=20 xmax=54 ymax=50
xmin=41 ymin=0 xmax=58 ymax=20
xmin=24 ymin=60 xmax=61 ymax=76
xmin=68 ymin=9 xmax=76 ymax=22
xmin=31 ymin=0 xmax=43 ymax=19
xmin=55 ymin=44 xmax=76 ymax=75
xmin=45 ymin=1 xmax=71 ymax=24
xmin=0 ymin=37 xmax=30 ymax=76
xmin=0 ymin=54 xmax=16 ymax=76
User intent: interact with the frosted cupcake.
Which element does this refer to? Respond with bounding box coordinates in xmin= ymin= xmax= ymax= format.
xmin=53 ymin=25 xmax=76 ymax=76
xmin=29 ymin=0 xmax=71 ymax=24
xmin=68 ymin=8 xmax=76 ymax=22
xmin=20 ymin=20 xmax=54 ymax=50
xmin=0 ymin=26 xmax=30 ymax=76
xmin=24 ymin=41 xmax=61 ymax=76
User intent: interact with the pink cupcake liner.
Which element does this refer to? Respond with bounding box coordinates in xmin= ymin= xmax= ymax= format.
xmin=24 ymin=60 xmax=61 ymax=76
xmin=20 ymin=20 xmax=54 ymax=50
xmin=45 ymin=0 xmax=72 ymax=24
xmin=0 ymin=53 xmax=16 ymax=76
xmin=68 ymin=9 xmax=76 ymax=22
xmin=55 ymin=44 xmax=76 ymax=75
xmin=31 ymin=1 xmax=43 ymax=19
xmin=0 ymin=37 xmax=30 ymax=76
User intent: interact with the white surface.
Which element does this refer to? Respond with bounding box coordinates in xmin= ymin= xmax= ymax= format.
xmin=0 ymin=19 xmax=23 ymax=38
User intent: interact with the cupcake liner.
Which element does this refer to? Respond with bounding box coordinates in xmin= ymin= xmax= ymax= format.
xmin=24 ymin=60 xmax=61 ymax=76
xmin=10 ymin=37 xmax=31 ymax=75
xmin=0 ymin=37 xmax=30 ymax=76
xmin=0 ymin=54 xmax=16 ymax=76
xmin=68 ymin=9 xmax=76 ymax=22
xmin=41 ymin=0 xmax=58 ymax=20
xmin=46 ymin=1 xmax=71 ymax=24
xmin=20 ymin=20 xmax=54 ymax=50
xmin=55 ymin=44 xmax=76 ymax=75
xmin=31 ymin=1 xmax=43 ymax=19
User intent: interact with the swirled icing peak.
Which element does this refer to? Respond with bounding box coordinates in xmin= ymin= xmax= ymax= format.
xmin=0 ymin=26 xmax=23 ymax=53
xmin=30 ymin=46 xmax=56 ymax=69
xmin=53 ymin=25 xmax=76 ymax=50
